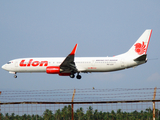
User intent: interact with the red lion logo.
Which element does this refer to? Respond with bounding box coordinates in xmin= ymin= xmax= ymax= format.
xmin=134 ymin=41 xmax=146 ymax=55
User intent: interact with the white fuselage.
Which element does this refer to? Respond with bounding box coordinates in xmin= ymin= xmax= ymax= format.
xmin=2 ymin=56 xmax=144 ymax=73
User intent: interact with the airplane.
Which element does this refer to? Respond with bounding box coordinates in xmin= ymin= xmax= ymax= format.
xmin=2 ymin=29 xmax=152 ymax=79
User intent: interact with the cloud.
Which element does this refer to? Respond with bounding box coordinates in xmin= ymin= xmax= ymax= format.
xmin=147 ymin=72 xmax=160 ymax=81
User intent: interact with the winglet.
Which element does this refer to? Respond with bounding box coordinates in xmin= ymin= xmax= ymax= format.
xmin=70 ymin=44 xmax=78 ymax=55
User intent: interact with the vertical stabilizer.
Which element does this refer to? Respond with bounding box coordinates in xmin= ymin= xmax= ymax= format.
xmin=126 ymin=29 xmax=152 ymax=57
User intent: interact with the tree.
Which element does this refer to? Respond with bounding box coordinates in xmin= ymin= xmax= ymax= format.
xmin=1 ymin=106 xmax=159 ymax=120
xmin=93 ymin=109 xmax=99 ymax=120
xmin=15 ymin=115 xmax=20 ymax=120
xmin=61 ymin=105 xmax=70 ymax=120
xmin=67 ymin=105 xmax=72 ymax=120
xmin=86 ymin=106 xmax=93 ymax=120
xmin=5 ymin=113 xmax=10 ymax=120
xmin=43 ymin=109 xmax=54 ymax=120
xmin=75 ymin=107 xmax=84 ymax=120
xmin=117 ymin=109 xmax=122 ymax=120
xmin=111 ymin=110 xmax=116 ymax=120
xmin=10 ymin=113 xmax=15 ymax=120
xmin=0 ymin=113 xmax=4 ymax=120
xmin=26 ymin=114 xmax=31 ymax=120
xmin=55 ymin=109 xmax=61 ymax=120
xmin=145 ymin=108 xmax=152 ymax=119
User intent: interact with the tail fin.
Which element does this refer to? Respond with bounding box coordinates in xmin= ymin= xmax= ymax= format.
xmin=126 ymin=29 xmax=152 ymax=57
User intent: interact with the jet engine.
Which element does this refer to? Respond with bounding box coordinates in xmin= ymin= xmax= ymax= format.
xmin=46 ymin=66 xmax=60 ymax=74
xmin=46 ymin=66 xmax=71 ymax=76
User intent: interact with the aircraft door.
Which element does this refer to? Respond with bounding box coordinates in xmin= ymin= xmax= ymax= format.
xmin=121 ymin=59 xmax=125 ymax=68
xmin=92 ymin=60 xmax=95 ymax=66
xmin=15 ymin=61 xmax=18 ymax=67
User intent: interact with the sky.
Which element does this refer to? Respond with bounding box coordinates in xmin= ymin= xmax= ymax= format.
xmin=0 ymin=1 xmax=160 ymax=91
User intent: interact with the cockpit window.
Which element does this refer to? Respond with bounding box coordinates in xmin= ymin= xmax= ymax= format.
xmin=7 ymin=62 xmax=12 ymax=64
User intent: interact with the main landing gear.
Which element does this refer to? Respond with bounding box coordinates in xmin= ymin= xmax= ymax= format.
xmin=70 ymin=74 xmax=75 ymax=78
xmin=76 ymin=74 xmax=81 ymax=79
xmin=70 ymin=73 xmax=82 ymax=79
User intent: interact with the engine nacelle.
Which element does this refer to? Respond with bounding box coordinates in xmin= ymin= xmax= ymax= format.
xmin=46 ymin=66 xmax=71 ymax=76
xmin=46 ymin=66 xmax=60 ymax=74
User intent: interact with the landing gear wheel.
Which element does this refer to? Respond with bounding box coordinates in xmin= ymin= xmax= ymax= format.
xmin=14 ymin=75 xmax=17 ymax=78
xmin=76 ymin=75 xmax=81 ymax=79
xmin=70 ymin=74 xmax=75 ymax=78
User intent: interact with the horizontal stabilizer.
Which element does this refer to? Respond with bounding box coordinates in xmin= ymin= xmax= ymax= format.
xmin=134 ymin=54 xmax=147 ymax=61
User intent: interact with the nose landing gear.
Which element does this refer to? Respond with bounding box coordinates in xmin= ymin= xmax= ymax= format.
xmin=14 ymin=74 xmax=17 ymax=78
xmin=13 ymin=72 xmax=17 ymax=78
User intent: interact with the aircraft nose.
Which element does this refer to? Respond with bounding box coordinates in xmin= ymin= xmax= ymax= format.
xmin=2 ymin=64 xmax=6 ymax=70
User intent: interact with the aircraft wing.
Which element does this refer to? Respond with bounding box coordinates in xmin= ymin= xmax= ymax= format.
xmin=60 ymin=44 xmax=78 ymax=73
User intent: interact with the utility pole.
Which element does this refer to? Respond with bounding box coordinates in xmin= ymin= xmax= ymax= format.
xmin=153 ymin=87 xmax=157 ymax=120
xmin=71 ymin=89 xmax=76 ymax=120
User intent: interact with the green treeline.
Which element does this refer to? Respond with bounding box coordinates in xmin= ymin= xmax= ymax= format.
xmin=0 ymin=105 xmax=160 ymax=120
